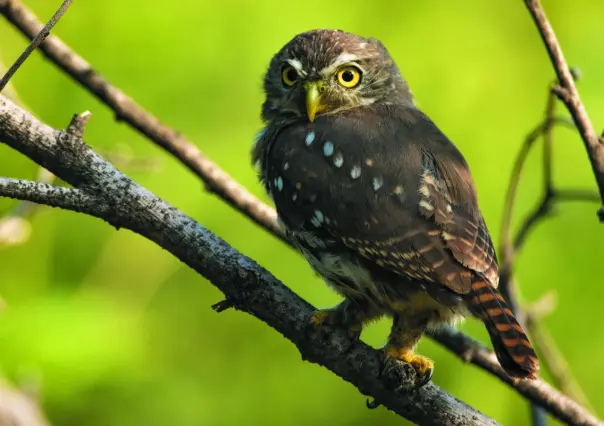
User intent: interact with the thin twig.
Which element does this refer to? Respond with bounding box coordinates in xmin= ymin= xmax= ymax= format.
xmin=431 ymin=326 xmax=601 ymax=426
xmin=0 ymin=0 xmax=286 ymax=243
xmin=498 ymin=82 xmax=598 ymax=421
xmin=525 ymin=0 xmax=604 ymax=217
xmin=0 ymin=0 xmax=72 ymax=92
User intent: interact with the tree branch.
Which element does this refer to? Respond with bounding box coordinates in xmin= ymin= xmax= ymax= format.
xmin=524 ymin=0 xmax=604 ymax=219
xmin=0 ymin=0 xmax=285 ymax=243
xmin=0 ymin=0 xmax=71 ymax=91
xmin=0 ymin=177 xmax=103 ymax=214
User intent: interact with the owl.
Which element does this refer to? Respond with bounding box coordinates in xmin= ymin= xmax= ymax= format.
xmin=252 ymin=29 xmax=539 ymax=385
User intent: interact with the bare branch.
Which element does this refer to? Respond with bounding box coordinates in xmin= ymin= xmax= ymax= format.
xmin=0 ymin=0 xmax=285 ymax=242
xmin=0 ymin=177 xmax=102 ymax=214
xmin=431 ymin=327 xmax=601 ymax=426
xmin=498 ymin=76 xmax=598 ymax=420
xmin=0 ymin=93 xmax=501 ymax=426
xmin=0 ymin=0 xmax=72 ymax=92
xmin=525 ymin=0 xmax=604 ymax=218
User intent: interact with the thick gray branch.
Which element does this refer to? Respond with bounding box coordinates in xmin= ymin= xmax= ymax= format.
xmin=0 ymin=94 xmax=503 ymax=426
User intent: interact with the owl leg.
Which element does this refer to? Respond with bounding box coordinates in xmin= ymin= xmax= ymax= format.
xmin=309 ymin=298 xmax=382 ymax=340
xmin=383 ymin=312 xmax=433 ymax=388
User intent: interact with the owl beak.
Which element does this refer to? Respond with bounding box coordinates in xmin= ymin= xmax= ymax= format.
xmin=304 ymin=81 xmax=325 ymax=122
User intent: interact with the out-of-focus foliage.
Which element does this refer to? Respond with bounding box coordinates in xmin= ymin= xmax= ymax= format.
xmin=0 ymin=1 xmax=603 ymax=424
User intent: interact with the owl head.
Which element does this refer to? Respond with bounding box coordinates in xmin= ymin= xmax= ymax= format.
xmin=261 ymin=29 xmax=414 ymax=123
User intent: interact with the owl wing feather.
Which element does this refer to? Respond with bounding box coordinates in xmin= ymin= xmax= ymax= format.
xmin=259 ymin=104 xmax=498 ymax=295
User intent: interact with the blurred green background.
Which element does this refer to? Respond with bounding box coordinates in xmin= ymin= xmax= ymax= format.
xmin=1 ymin=1 xmax=603 ymax=425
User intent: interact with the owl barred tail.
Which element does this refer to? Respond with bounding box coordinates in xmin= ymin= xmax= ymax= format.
xmin=467 ymin=278 xmax=539 ymax=379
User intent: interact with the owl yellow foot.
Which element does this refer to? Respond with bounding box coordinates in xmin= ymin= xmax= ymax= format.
xmin=310 ymin=309 xmax=333 ymax=326
xmin=307 ymin=308 xmax=362 ymax=345
xmin=384 ymin=346 xmax=434 ymax=388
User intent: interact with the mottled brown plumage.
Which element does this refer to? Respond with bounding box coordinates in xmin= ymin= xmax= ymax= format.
xmin=253 ymin=29 xmax=539 ymax=382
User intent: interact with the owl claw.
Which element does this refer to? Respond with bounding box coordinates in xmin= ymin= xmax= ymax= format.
xmin=382 ymin=347 xmax=434 ymax=389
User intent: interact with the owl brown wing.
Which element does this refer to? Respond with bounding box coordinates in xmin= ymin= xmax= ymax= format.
xmin=260 ymin=104 xmax=498 ymax=295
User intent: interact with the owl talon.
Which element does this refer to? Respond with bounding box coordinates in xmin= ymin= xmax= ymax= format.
xmin=383 ymin=347 xmax=434 ymax=389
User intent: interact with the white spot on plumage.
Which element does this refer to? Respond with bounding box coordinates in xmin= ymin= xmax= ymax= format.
xmin=365 ymin=158 xmax=374 ymax=166
xmin=323 ymin=141 xmax=334 ymax=157
xmin=305 ymin=131 xmax=315 ymax=146
xmin=333 ymin=153 xmax=344 ymax=168
xmin=359 ymin=42 xmax=367 ymax=48
xmin=419 ymin=200 xmax=434 ymax=211
xmin=394 ymin=185 xmax=404 ymax=194
xmin=284 ymin=162 xmax=289 ymax=170
xmin=419 ymin=184 xmax=430 ymax=197
xmin=360 ymin=97 xmax=376 ymax=106
xmin=310 ymin=217 xmax=321 ymax=228
xmin=372 ymin=176 xmax=384 ymax=191
xmin=423 ymin=172 xmax=437 ymax=186
xmin=314 ymin=210 xmax=325 ymax=223
xmin=351 ymin=165 xmax=361 ymax=179
xmin=446 ymin=204 xmax=452 ymax=213
xmin=275 ymin=176 xmax=283 ymax=191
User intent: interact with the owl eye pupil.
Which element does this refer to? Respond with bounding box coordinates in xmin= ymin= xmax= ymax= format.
xmin=286 ymin=68 xmax=298 ymax=82
xmin=341 ymin=70 xmax=354 ymax=82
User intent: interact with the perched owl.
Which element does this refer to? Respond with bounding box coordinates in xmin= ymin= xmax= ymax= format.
xmin=253 ymin=29 xmax=539 ymax=384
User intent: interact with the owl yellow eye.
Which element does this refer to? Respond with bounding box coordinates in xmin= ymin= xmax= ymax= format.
xmin=337 ymin=66 xmax=362 ymax=88
xmin=282 ymin=66 xmax=298 ymax=86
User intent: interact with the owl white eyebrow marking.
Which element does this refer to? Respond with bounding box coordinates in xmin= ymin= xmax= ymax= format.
xmin=320 ymin=52 xmax=361 ymax=77
xmin=287 ymin=58 xmax=307 ymax=76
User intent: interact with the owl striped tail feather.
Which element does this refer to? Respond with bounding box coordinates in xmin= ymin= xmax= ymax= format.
xmin=467 ymin=278 xmax=540 ymax=379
